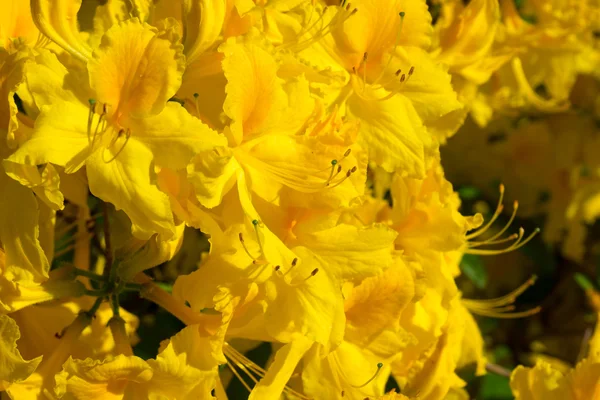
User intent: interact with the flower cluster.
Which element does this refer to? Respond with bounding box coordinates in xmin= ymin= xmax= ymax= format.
xmin=0 ymin=0 xmax=597 ymax=399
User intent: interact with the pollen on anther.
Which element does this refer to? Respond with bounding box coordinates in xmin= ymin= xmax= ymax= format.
xmin=344 ymin=149 xmax=352 ymax=157
xmin=311 ymin=268 xmax=319 ymax=276
xmin=292 ymin=258 xmax=298 ymax=267
xmin=409 ymin=66 xmax=415 ymax=75
xmin=274 ymin=265 xmax=281 ymax=272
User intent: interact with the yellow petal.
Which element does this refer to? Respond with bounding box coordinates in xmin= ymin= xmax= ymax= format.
xmin=347 ymin=89 xmax=431 ymax=176
xmin=117 ymin=223 xmax=185 ymax=281
xmin=187 ymin=146 xmax=240 ymax=209
xmin=88 ymin=18 xmax=185 ymax=118
xmin=30 ymin=0 xmax=92 ymax=61
xmin=0 ymin=315 xmax=42 ymax=390
xmin=264 ymin=247 xmax=346 ymax=349
xmin=293 ymin=221 xmax=397 ymax=283
xmin=182 ymin=0 xmax=227 ymax=64
xmin=0 ymin=170 xmax=50 ymax=284
xmin=220 ymin=36 xmax=295 ymax=145
xmin=59 ymin=355 xmax=152 ymax=399
xmin=249 ymin=336 xmax=313 ymax=400
xmin=147 ymin=324 xmax=219 ymax=398
xmin=344 ymin=258 xmax=415 ymax=347
xmin=0 ymin=0 xmax=39 ymax=50
xmin=302 ymin=341 xmax=389 ymax=400
xmin=510 ymin=362 xmax=564 ymax=400
xmin=86 ymin=138 xmax=175 ymax=240
xmin=4 ymin=101 xmax=90 ymax=173
xmin=127 ymin=102 xmax=227 ymax=170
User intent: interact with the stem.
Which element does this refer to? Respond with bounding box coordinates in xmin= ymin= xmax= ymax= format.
xmin=108 ymin=316 xmax=133 ymax=356
xmin=73 ymin=267 xmax=108 ymax=282
xmin=102 ymin=203 xmax=113 ymax=278
xmin=87 ymin=296 xmax=104 ymax=317
xmin=36 ymin=312 xmax=93 ymax=378
xmin=486 ymin=363 xmax=511 ymax=378
xmin=140 ymin=282 xmax=203 ymax=325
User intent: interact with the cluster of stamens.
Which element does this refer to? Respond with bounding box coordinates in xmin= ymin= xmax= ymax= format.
xmin=350 ymin=12 xmax=416 ymax=101
xmin=223 ymin=342 xmax=312 ymax=399
xmin=239 ymin=220 xmax=319 ymax=286
xmin=252 ymin=148 xmax=357 ymax=192
xmin=465 ymin=184 xmax=540 ymax=256
xmin=279 ymin=0 xmax=358 ymax=52
xmin=462 ymin=276 xmax=541 ymax=318
xmin=87 ymin=99 xmax=130 ymax=163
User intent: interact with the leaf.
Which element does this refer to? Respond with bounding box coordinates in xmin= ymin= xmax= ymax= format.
xmin=460 ymin=254 xmax=488 ymax=289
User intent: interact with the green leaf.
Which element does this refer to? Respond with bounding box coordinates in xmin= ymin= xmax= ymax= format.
xmin=460 ymin=254 xmax=488 ymax=289
xmin=479 ymin=373 xmax=513 ymax=400
xmin=458 ymin=186 xmax=482 ymax=201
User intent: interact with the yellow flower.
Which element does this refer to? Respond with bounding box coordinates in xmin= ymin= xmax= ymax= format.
xmin=0 ymin=0 xmax=41 ymax=51
xmin=176 ymin=35 xmax=367 ymax=225
xmin=5 ymin=19 xmax=226 ymax=240
xmin=510 ymin=359 xmax=600 ymax=400
xmin=301 ymin=259 xmax=415 ymax=400
xmin=290 ymin=0 xmax=462 ymax=174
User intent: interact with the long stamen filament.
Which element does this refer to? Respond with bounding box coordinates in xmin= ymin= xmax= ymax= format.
xmin=462 ymin=276 xmax=541 ymax=319
xmin=466 ymin=184 xmax=505 ymax=240
xmin=352 ymin=362 xmax=383 ymax=389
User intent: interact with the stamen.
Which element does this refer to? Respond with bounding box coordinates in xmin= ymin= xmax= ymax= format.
xmin=466 ymin=184 xmax=505 ymax=240
xmin=462 ymin=276 xmax=541 ymax=319
xmin=362 ymin=52 xmax=368 ymax=92
xmin=193 ymin=93 xmax=200 ymax=116
xmin=280 ymin=3 xmax=358 ymax=52
xmin=252 ymin=219 xmax=265 ymax=259
xmin=288 ymin=268 xmax=319 ymax=286
xmin=466 ymin=227 xmax=540 ymax=256
xmin=223 ymin=343 xmax=311 ymax=399
xmin=103 ymin=128 xmax=130 ymax=163
xmin=352 ymin=362 xmax=384 ymax=389
xmin=87 ymin=99 xmax=96 ymax=143
xmin=241 ymin=148 xmax=356 ymax=192
xmin=371 ymin=12 xmax=406 ymax=86
xmin=239 ymin=232 xmax=261 ymax=264
xmin=511 ymin=57 xmax=569 ymax=112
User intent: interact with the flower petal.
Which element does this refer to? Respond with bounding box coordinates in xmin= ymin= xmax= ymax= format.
xmin=0 ymin=315 xmax=42 ymax=390
xmin=86 ymin=138 xmax=175 ymax=239
xmin=30 ymin=0 xmax=92 ymax=61
xmin=88 ymin=18 xmax=185 ymax=118
xmin=127 ymin=102 xmax=227 ymax=170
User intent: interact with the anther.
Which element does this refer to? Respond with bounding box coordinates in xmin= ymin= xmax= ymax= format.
xmin=395 ymin=69 xmax=402 ymax=76
xmin=344 ymin=149 xmax=352 ymax=157
xmin=292 ymin=258 xmax=298 ymax=267
xmin=400 ymin=74 xmax=406 ymax=83
xmin=408 ymin=66 xmax=414 ymax=75
xmin=311 ymin=268 xmax=319 ymax=276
